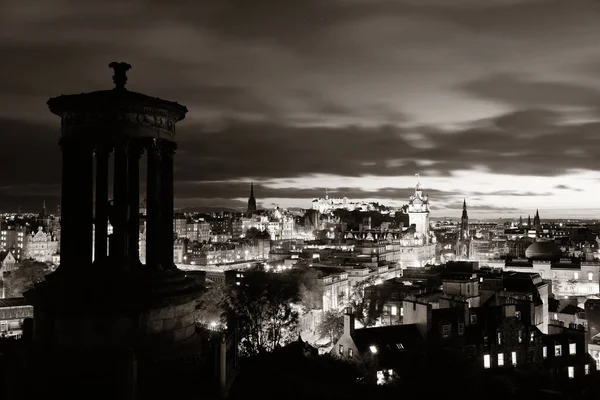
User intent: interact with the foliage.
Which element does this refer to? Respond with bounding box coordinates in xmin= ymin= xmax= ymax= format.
xmin=342 ymin=276 xmax=385 ymax=327
xmin=195 ymin=283 xmax=227 ymax=328
xmin=291 ymin=266 xmax=321 ymax=310
xmin=244 ymin=227 xmax=270 ymax=240
xmin=3 ymin=259 xmax=52 ymax=297
xmin=225 ymin=268 xmax=302 ymax=356
xmin=317 ymin=310 xmax=344 ymax=343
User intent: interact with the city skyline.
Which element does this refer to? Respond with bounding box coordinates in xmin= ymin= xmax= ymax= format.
xmin=3 ymin=1 xmax=600 ymax=218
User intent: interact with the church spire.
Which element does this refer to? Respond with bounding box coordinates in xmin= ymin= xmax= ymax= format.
xmin=460 ymin=198 xmax=469 ymax=240
xmin=247 ymin=181 xmax=257 ymax=217
xmin=533 ymin=209 xmax=541 ymax=229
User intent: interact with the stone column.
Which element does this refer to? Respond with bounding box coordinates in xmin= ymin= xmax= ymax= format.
xmin=145 ymin=139 xmax=162 ymax=269
xmin=112 ymin=138 xmax=130 ymax=264
xmin=94 ymin=143 xmax=110 ymax=264
xmin=127 ymin=141 xmax=143 ymax=266
xmin=59 ymin=136 xmax=94 ymax=268
xmin=58 ymin=137 xmax=76 ymax=267
xmin=159 ymin=141 xmax=177 ymax=270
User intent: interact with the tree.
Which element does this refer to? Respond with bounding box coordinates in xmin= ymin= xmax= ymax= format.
xmin=3 ymin=259 xmax=52 ymax=297
xmin=225 ymin=269 xmax=301 ymax=356
xmin=245 ymin=227 xmax=270 ymax=240
xmin=196 ymin=283 xmax=227 ymax=329
xmin=343 ymin=277 xmax=385 ymax=327
xmin=317 ymin=310 xmax=344 ymax=343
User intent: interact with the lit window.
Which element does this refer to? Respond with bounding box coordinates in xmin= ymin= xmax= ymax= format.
xmin=569 ymin=343 xmax=576 ymax=355
xmin=590 ymin=272 xmax=594 ymax=281
xmin=585 ymin=364 xmax=590 ymax=375
xmin=574 ymin=272 xmax=579 ymax=280
xmin=391 ymin=305 xmax=397 ymax=316
xmin=497 ymin=332 xmax=502 ymax=345
xmin=568 ymin=366 xmax=574 ymax=379
xmin=511 ymin=351 xmax=517 ymax=366
xmin=400 ymin=307 xmax=404 ymax=317
xmin=530 ymin=332 xmax=535 ymax=342
xmin=396 ymin=343 xmax=404 ymax=350
xmin=483 ymin=354 xmax=491 ymax=369
xmin=348 ymin=348 xmax=353 ymax=359
xmin=339 ymin=345 xmax=344 ymax=355
xmin=555 ymin=345 xmax=562 ymax=357
xmin=518 ymin=331 xmax=523 ymax=343
xmin=515 ymin=311 xmax=521 ymax=320
xmin=370 ymin=345 xmax=378 ymax=354
xmin=543 ymin=346 xmax=547 ymax=358
xmin=442 ymin=324 xmax=451 ymax=336
xmin=498 ymin=353 xmax=504 ymax=366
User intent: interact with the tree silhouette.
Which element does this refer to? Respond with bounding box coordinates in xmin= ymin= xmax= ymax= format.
xmin=317 ymin=310 xmax=344 ymax=343
xmin=225 ymin=269 xmax=301 ymax=355
xmin=4 ymin=259 xmax=52 ymax=297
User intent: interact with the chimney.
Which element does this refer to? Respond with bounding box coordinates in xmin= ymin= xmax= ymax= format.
xmin=344 ymin=307 xmax=355 ymax=336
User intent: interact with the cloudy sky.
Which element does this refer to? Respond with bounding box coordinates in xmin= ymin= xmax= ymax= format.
xmin=2 ymin=0 xmax=600 ymax=218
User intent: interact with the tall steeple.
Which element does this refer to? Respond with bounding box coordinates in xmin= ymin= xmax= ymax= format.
xmin=527 ymin=214 xmax=531 ymax=227
xmin=460 ymin=199 xmax=469 ymax=240
xmin=519 ymin=215 xmax=523 ymax=227
xmin=247 ymin=181 xmax=257 ymax=217
xmin=533 ymin=209 xmax=541 ymax=229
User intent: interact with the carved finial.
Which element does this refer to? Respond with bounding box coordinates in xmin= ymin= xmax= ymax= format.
xmin=109 ymin=62 xmax=132 ymax=90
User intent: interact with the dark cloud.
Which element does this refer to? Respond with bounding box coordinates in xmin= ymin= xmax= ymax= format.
xmin=460 ymin=73 xmax=600 ymax=109
xmin=2 ymin=0 xmax=600 ymax=215
xmin=444 ymin=202 xmax=520 ymax=211
xmin=554 ymin=184 xmax=583 ymax=192
xmin=3 ymin=102 xmax=600 ymax=212
xmin=469 ymin=190 xmax=552 ymax=197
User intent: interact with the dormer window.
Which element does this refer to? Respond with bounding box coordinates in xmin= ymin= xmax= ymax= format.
xmin=339 ymin=344 xmax=344 ymax=355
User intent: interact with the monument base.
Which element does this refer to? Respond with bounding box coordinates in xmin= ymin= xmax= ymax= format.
xmin=18 ymin=264 xmax=222 ymax=399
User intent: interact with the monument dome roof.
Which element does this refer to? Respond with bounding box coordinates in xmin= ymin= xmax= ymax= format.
xmin=525 ymin=240 xmax=561 ymax=261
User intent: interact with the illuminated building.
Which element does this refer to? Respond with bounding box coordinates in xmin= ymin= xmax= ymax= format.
xmin=23 ymin=226 xmax=58 ymax=263
xmin=0 ymin=251 xmax=17 ymax=277
xmin=485 ymin=241 xmax=600 ymax=299
xmin=407 ymin=176 xmax=430 ymax=243
xmin=0 ymin=227 xmax=26 ymax=260
xmin=311 ymin=189 xmax=377 ymax=214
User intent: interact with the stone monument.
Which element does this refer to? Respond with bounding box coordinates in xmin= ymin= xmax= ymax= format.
xmin=22 ymin=63 xmax=208 ymax=399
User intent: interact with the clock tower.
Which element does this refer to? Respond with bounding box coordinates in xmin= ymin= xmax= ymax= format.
xmin=407 ymin=174 xmax=430 ymax=242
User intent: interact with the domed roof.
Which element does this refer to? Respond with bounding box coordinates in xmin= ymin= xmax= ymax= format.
xmin=525 ymin=240 xmax=561 ymax=261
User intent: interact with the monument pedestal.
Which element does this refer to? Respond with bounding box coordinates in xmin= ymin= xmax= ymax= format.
xmin=23 ymin=266 xmax=206 ymax=398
